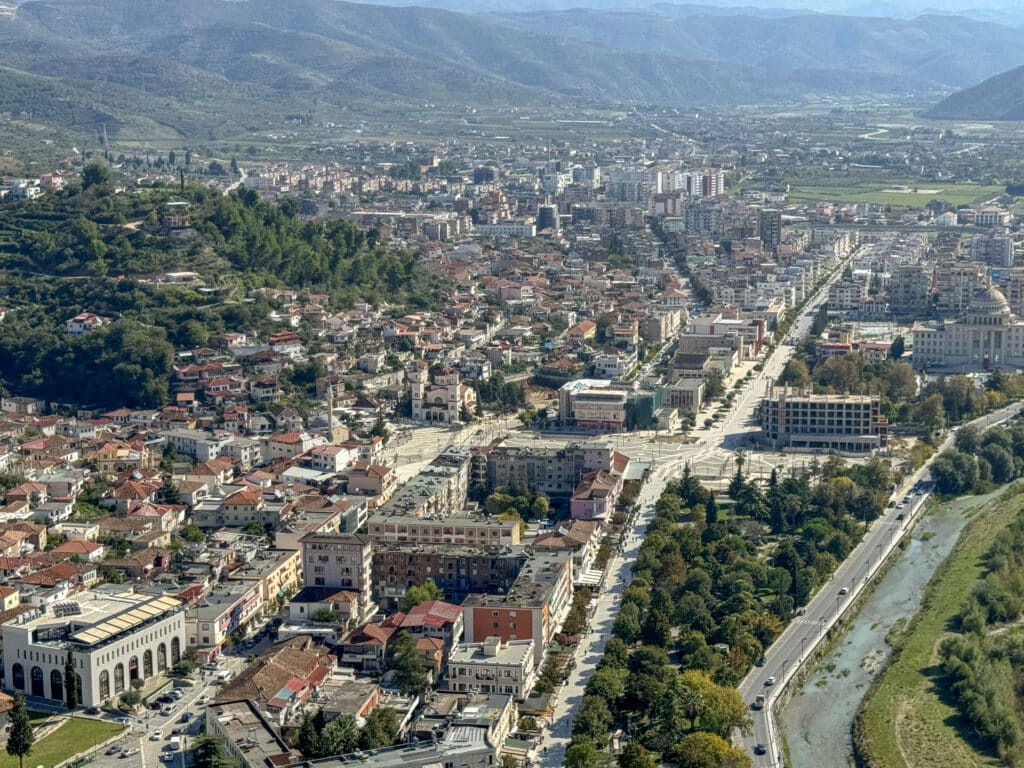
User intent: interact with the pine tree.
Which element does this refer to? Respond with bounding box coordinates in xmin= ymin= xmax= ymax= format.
xmin=296 ymin=712 xmax=323 ymax=759
xmin=705 ymin=492 xmax=719 ymax=525
xmin=64 ymin=651 xmax=79 ymax=711
xmin=7 ymin=692 xmax=34 ymax=768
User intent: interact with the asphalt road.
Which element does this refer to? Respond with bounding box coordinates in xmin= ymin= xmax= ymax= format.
xmin=738 ymin=399 xmax=1024 ymax=767
xmin=536 ymin=254 xmax=850 ymax=765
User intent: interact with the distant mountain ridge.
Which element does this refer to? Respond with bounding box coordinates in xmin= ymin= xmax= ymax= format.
xmin=927 ymin=67 xmax=1024 ymax=120
xmin=1 ymin=0 xmax=1023 ymax=139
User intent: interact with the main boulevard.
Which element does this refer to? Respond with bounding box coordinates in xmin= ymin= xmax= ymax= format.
xmin=537 ymin=255 xmax=844 ymax=766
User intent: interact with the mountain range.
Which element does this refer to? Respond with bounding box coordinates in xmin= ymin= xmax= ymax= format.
xmin=2 ymin=0 xmax=1024 ymax=140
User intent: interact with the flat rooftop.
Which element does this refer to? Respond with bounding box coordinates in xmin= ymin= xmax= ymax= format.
xmin=207 ymin=699 xmax=294 ymax=768
xmin=17 ymin=589 xmax=182 ymax=649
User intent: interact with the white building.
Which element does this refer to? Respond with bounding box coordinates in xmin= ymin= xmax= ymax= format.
xmin=913 ymin=286 xmax=1024 ymax=371
xmin=3 ymin=591 xmax=185 ymax=706
xmin=447 ymin=637 xmax=536 ymax=698
xmin=410 ymin=365 xmax=477 ymax=425
xmin=474 ymin=222 xmax=537 ymax=238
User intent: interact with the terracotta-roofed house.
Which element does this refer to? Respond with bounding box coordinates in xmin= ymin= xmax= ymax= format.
xmin=570 ymin=470 xmax=623 ymax=522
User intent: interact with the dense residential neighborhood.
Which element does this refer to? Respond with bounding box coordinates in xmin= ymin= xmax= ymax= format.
xmin=7 ymin=85 xmax=1024 ymax=768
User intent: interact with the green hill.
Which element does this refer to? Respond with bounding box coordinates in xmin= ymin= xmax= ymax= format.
xmin=3 ymin=0 xmax=1024 ymax=139
xmin=927 ymin=66 xmax=1024 ymax=121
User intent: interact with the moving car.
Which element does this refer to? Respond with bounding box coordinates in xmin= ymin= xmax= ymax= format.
xmin=765 ymin=676 xmax=777 ymax=686
xmin=754 ymin=744 xmax=768 ymax=755
xmin=838 ymin=586 xmax=849 ymax=595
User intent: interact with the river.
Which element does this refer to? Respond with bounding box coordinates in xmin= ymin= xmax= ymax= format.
xmin=779 ymin=496 xmax=981 ymax=767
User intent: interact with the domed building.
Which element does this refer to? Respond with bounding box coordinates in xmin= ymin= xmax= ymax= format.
xmin=912 ymin=285 xmax=1024 ymax=370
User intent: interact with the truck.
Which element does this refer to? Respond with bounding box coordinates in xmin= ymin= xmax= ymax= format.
xmin=754 ymin=694 xmax=766 ymax=710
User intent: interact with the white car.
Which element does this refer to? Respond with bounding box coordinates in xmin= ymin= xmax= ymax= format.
xmin=765 ymin=676 xmax=777 ymax=686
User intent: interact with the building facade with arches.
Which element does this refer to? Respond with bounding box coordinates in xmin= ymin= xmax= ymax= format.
xmin=3 ymin=590 xmax=186 ymax=707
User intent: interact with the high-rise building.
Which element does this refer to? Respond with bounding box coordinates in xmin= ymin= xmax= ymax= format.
xmin=970 ymin=229 xmax=1015 ymax=267
xmin=758 ymin=208 xmax=782 ymax=249
xmin=536 ymin=204 xmax=560 ymax=233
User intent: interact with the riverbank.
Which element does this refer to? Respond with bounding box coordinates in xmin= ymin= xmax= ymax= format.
xmin=779 ymin=494 xmax=973 ymax=767
xmin=853 ymin=484 xmax=1024 ymax=768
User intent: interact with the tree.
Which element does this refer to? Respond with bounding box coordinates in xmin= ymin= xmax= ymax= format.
xmin=704 ymin=369 xmax=726 ymax=401
xmin=915 ymin=393 xmax=947 ymax=432
xmin=890 ymin=335 xmax=905 ymax=359
xmin=573 ymin=695 xmax=613 ymax=740
xmin=670 ymin=732 xmax=753 ymax=768
xmin=705 ymin=492 xmax=719 ymax=525
xmin=192 ymin=735 xmax=240 ymax=768
xmin=321 ymin=714 xmax=359 ymax=757
xmin=296 ymin=713 xmax=324 ymax=758
xmin=119 ymin=687 xmax=141 ymax=709
xmin=932 ymin=450 xmax=979 ymax=495
xmin=586 ymin=666 xmax=627 ymax=706
xmin=530 ymin=493 xmax=552 ymax=520
xmin=82 ymin=161 xmax=110 ymax=190
xmin=564 ymin=740 xmax=602 ymax=768
xmin=359 ymin=707 xmax=400 ymax=749
xmin=6 ymin=692 xmax=33 ymax=768
xmin=161 ymin=480 xmax=181 ymax=505
xmin=779 ymin=358 xmax=811 ymax=387
xmin=64 ymin=651 xmax=79 ymax=711
xmin=180 ymin=523 xmax=205 ymax=543
xmin=883 ymin=361 xmax=918 ymax=402
xmin=401 ymin=580 xmax=443 ymax=611
xmin=955 ymin=424 xmax=983 ymax=455
xmin=389 ymin=631 xmax=430 ymax=697
xmin=618 ymin=743 xmax=657 ymax=768
xmin=612 ymin=601 xmax=642 ymax=644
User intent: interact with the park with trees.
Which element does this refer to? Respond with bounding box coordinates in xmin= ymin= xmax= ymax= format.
xmin=564 ymin=457 xmax=893 ymax=767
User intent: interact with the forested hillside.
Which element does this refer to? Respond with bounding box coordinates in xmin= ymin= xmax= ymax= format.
xmin=0 ymin=175 xmax=448 ymax=408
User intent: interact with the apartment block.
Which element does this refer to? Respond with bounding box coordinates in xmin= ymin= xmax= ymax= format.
xmin=462 ymin=552 xmax=573 ymax=666
xmin=447 ymin=637 xmax=536 ymax=698
xmin=371 ymin=543 xmax=527 ymax=612
xmin=760 ymin=386 xmax=888 ymax=454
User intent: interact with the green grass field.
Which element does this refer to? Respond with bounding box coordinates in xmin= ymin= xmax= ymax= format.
xmin=784 ymin=181 xmax=1004 ymax=208
xmin=855 ymin=487 xmax=1024 ymax=768
xmin=0 ymin=717 xmax=124 ymax=768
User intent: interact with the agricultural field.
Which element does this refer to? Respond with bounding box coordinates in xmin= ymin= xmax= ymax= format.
xmin=784 ymin=180 xmax=1005 ymax=207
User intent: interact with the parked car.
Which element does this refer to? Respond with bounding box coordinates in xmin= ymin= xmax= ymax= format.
xmin=105 ymin=745 xmax=122 ymax=755
xmin=120 ymin=748 xmax=140 ymax=758
xmin=84 ymin=706 xmax=102 ymax=715
xmin=150 ymin=732 xmax=163 ymax=741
